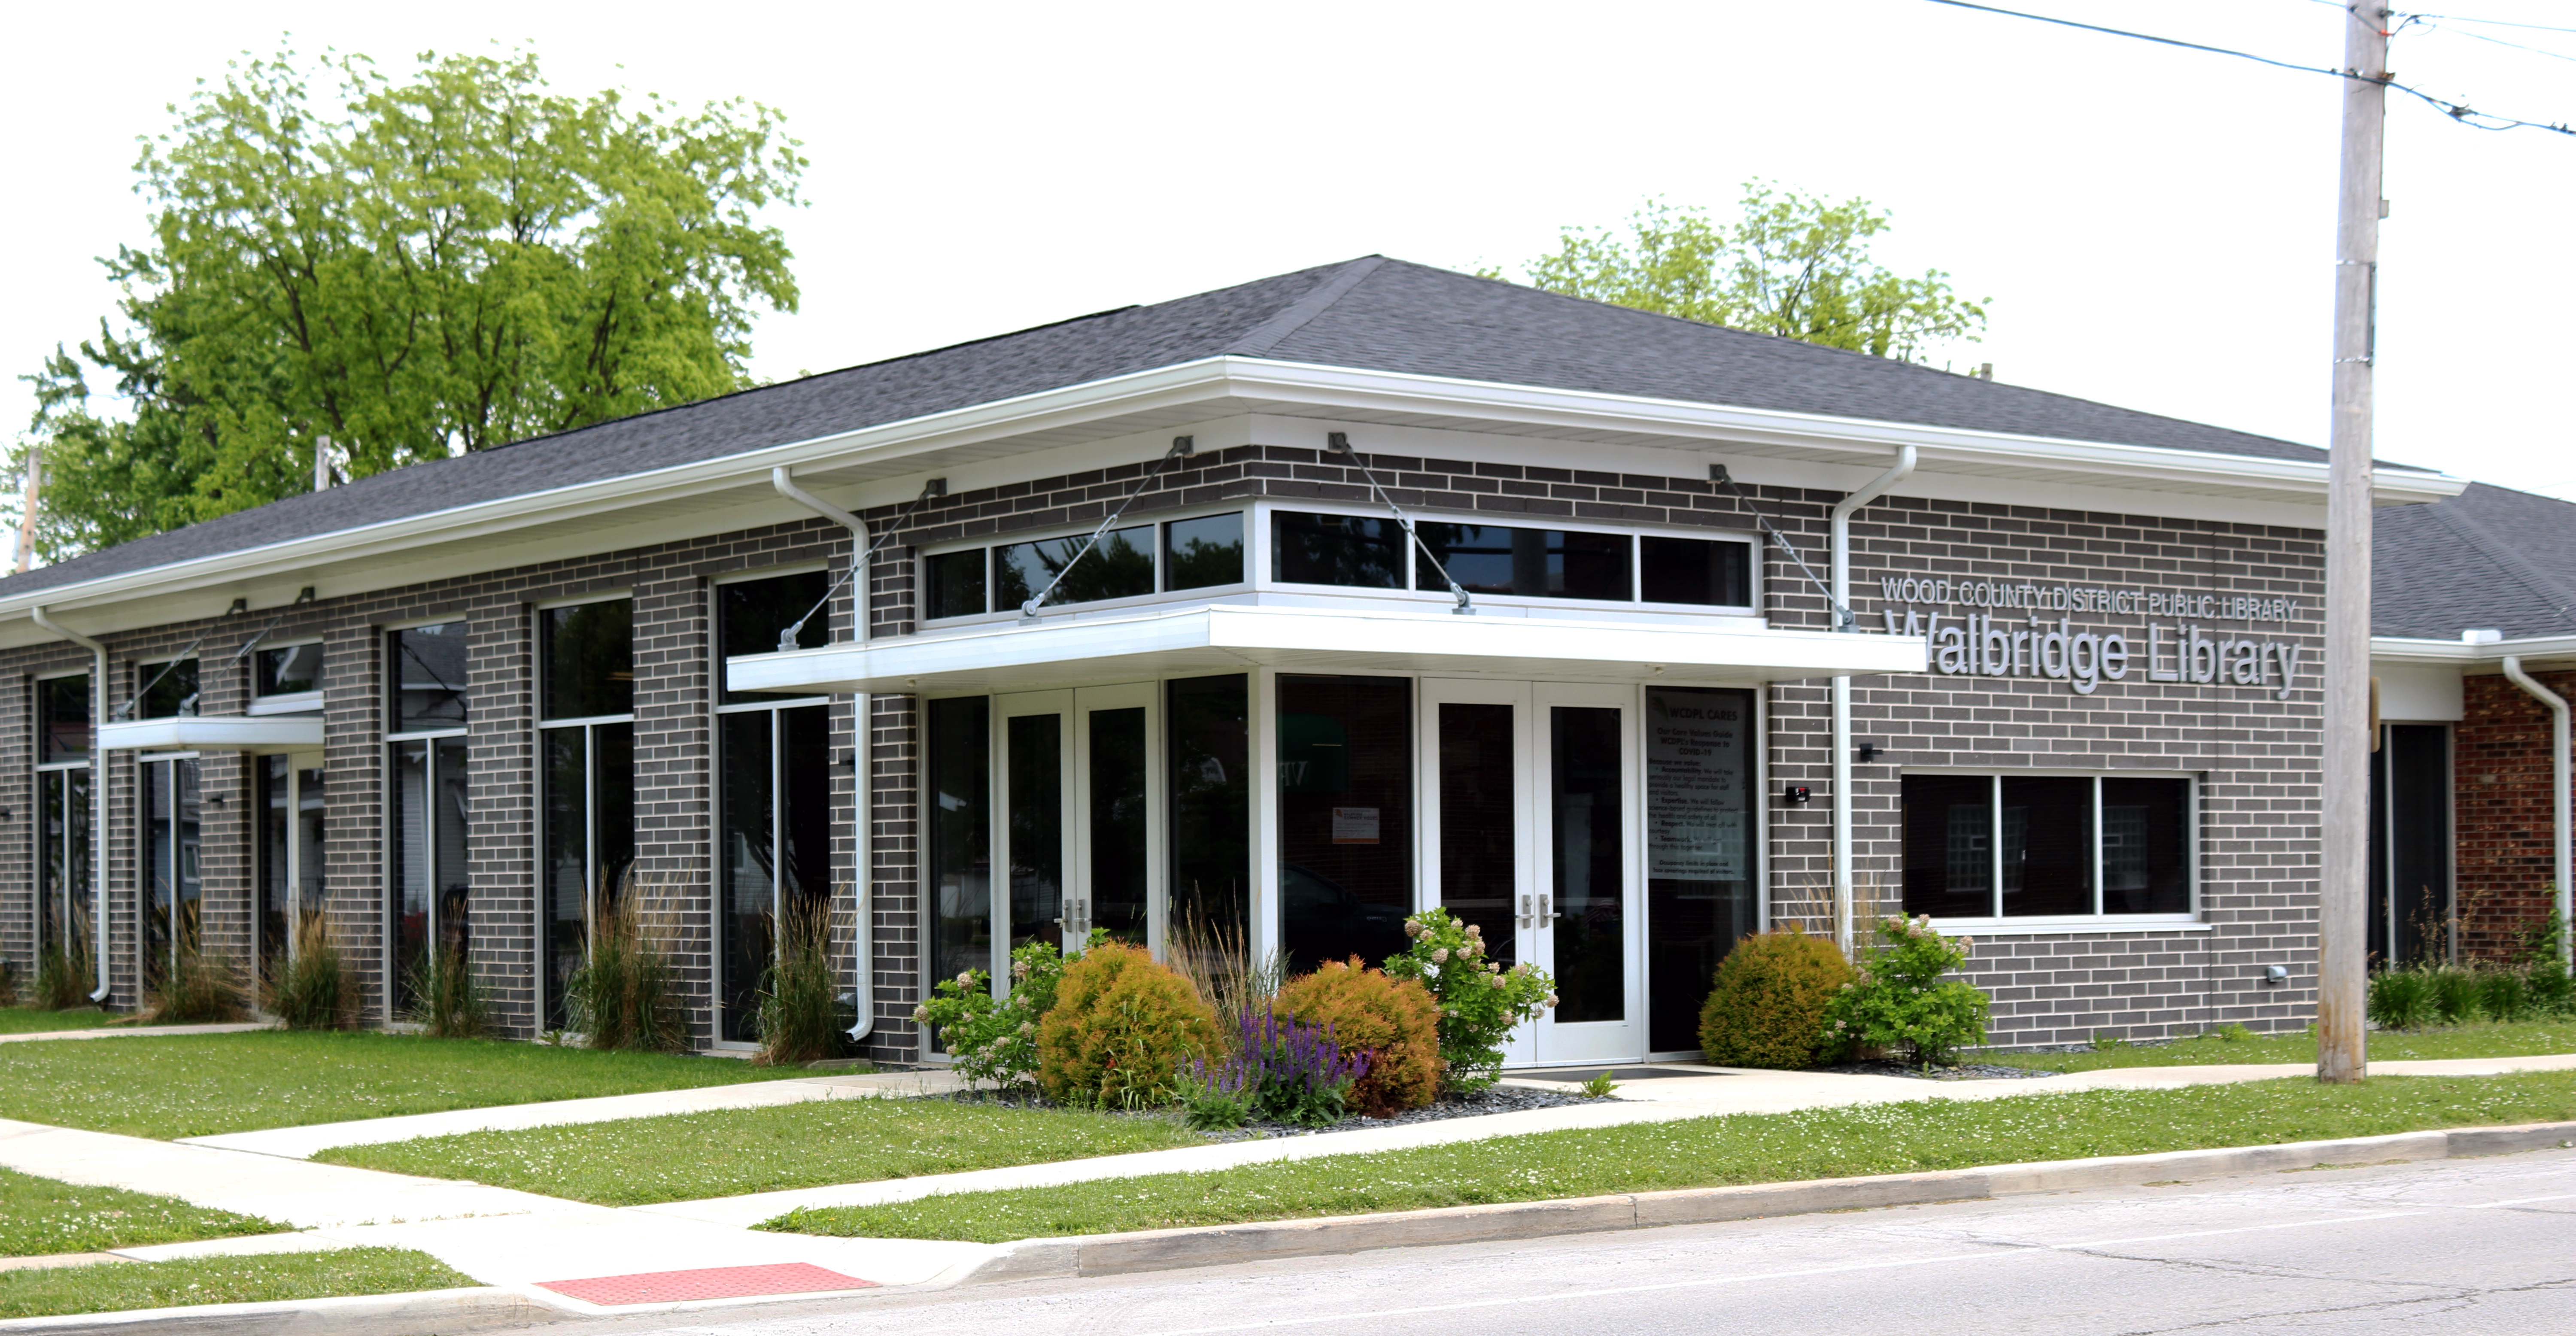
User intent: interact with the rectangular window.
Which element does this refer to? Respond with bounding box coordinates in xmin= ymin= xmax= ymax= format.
xmin=1903 ymin=774 xmax=2193 ymax=919
xmin=255 ymin=644 xmax=324 ymax=697
xmin=260 ymin=757 xmax=289 ymax=983
xmin=1168 ymin=676 xmax=1249 ymax=941
xmin=140 ymin=759 xmax=202 ymax=989
xmin=1164 ymin=513 xmax=1245 ymax=591
xmin=1415 ymin=523 xmax=1632 ymax=601
xmin=923 ymin=549 xmax=988 ymax=620
xmin=1640 ymin=536 xmax=1753 ymax=607
xmin=389 ymin=736 xmax=471 ymax=1011
xmin=1643 ymin=686 xmax=1756 ymax=1053
xmin=538 ymin=598 xmax=634 ymax=1027
xmin=1272 ymin=511 xmax=1403 ymax=589
xmin=1276 ymin=675 xmax=1412 ymax=974
xmin=138 ymin=660 xmax=199 ymax=719
xmin=388 ymin=624 xmax=469 ymax=732
xmin=37 ymin=767 xmax=90 ymax=970
xmin=541 ymin=601 xmax=633 ymax=721
xmin=926 ymin=696 xmax=991 ymax=1020
xmin=39 ymin=675 xmax=90 ymax=765
xmin=715 ymin=571 xmax=836 ymax=1044
xmin=718 ymin=571 xmax=829 ymax=704
xmin=995 ymin=525 xmax=1155 ymax=610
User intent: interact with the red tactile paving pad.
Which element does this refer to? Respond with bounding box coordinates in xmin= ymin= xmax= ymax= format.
xmin=537 ymin=1262 xmax=876 ymax=1306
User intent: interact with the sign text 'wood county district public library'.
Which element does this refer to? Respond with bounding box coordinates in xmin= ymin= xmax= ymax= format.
xmin=1874 ymin=575 xmax=2306 ymax=699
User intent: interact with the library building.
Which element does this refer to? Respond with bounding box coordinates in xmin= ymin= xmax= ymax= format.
xmin=4 ymin=256 xmax=2567 ymax=1063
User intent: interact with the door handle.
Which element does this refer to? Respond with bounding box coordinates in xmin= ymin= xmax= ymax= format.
xmin=1519 ymin=894 xmax=1531 ymax=929
xmin=1540 ymin=893 xmax=1552 ymax=921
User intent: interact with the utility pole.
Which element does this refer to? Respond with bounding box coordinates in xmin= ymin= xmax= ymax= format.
xmin=2318 ymin=5 xmax=2388 ymax=1085
xmin=13 ymin=447 xmax=39 ymax=574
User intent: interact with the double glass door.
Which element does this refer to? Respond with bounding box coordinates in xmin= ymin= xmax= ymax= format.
xmin=1418 ymin=680 xmax=1640 ymax=1065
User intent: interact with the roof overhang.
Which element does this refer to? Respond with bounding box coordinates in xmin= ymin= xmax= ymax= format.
xmin=726 ymin=602 xmax=1926 ymax=695
xmin=2372 ymin=634 xmax=2576 ymax=671
xmin=97 ymin=715 xmax=325 ymax=755
xmin=2 ymin=357 xmax=2467 ymax=644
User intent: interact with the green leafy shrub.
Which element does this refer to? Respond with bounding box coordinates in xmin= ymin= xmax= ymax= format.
xmin=1185 ymin=1008 xmax=1368 ymax=1127
xmin=2429 ymin=967 xmax=2483 ymax=1026
xmin=565 ymin=892 xmax=687 ymax=1053
xmin=2478 ymin=969 xmax=2531 ymax=1024
xmin=1036 ymin=943 xmax=1217 ymax=1108
xmin=2366 ymin=967 xmax=2435 ymax=1030
xmin=2528 ymin=959 xmax=2573 ymax=1018
xmin=407 ymin=941 xmax=489 ymax=1038
xmin=915 ymin=933 xmax=1100 ymax=1088
xmin=1383 ymin=908 xmax=1554 ymax=1093
xmin=267 ymin=916 xmax=356 ymax=1030
xmin=143 ymin=941 xmax=249 ymax=1025
xmin=34 ymin=941 xmax=91 ymax=1011
xmin=757 ymin=903 xmax=850 ymax=1066
xmin=1274 ymin=958 xmax=1442 ymax=1115
xmin=0 ymin=960 xmax=16 ymax=1007
xmin=1694 ymin=929 xmax=1854 ymax=1069
xmin=1821 ymin=916 xmax=1989 ymax=1067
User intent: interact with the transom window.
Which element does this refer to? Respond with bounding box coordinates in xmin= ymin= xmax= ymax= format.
xmin=1902 ymin=773 xmax=2193 ymax=920
xmin=926 ymin=512 xmax=1245 ymax=619
xmin=255 ymin=643 xmax=324 ymax=698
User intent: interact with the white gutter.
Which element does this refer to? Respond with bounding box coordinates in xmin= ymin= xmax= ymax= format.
xmin=1829 ymin=445 xmax=1916 ymax=956
xmin=28 ymin=606 xmax=110 ymax=1004
xmin=2502 ymin=656 xmax=2573 ymax=967
xmin=768 ymin=467 xmax=874 ymax=1043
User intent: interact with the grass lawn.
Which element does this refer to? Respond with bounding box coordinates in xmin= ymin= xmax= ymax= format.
xmin=0 ymin=1248 xmax=472 ymax=1319
xmin=0 ymin=1007 xmax=120 ymax=1035
xmin=1984 ymin=1018 xmax=2576 ymax=1073
xmin=0 ymin=1030 xmax=812 ymax=1139
xmin=319 ymin=1096 xmax=1205 ymax=1206
xmin=0 ymin=1168 xmax=283 ymax=1257
xmin=766 ymin=1071 xmax=2576 ymax=1243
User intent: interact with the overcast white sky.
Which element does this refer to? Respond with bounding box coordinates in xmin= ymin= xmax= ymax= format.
xmin=6 ymin=0 xmax=2572 ymax=542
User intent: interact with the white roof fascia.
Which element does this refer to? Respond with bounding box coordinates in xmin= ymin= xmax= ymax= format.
xmin=5 ymin=355 xmax=2464 ymax=621
xmin=726 ymin=601 xmax=1926 ymax=696
xmin=2372 ymin=634 xmax=2576 ymax=667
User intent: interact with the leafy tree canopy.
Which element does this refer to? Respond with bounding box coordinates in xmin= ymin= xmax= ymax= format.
xmin=15 ymin=45 xmax=805 ymax=561
xmin=1492 ymin=182 xmax=1986 ymax=362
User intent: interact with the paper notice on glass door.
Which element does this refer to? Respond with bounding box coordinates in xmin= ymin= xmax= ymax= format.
xmin=1331 ymin=806 xmax=1381 ymax=844
xmin=1645 ymin=689 xmax=1747 ymax=880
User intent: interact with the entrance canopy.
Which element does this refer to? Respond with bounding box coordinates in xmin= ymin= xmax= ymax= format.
xmin=97 ymin=715 xmax=325 ymax=755
xmin=727 ymin=601 xmax=1924 ymax=695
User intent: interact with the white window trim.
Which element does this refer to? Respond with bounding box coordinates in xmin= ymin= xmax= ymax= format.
xmin=1905 ymin=768 xmax=2202 ymax=927
xmin=249 ymin=693 xmax=325 ymax=717
xmin=1254 ymin=499 xmax=1763 ymax=616
xmin=535 ymin=590 xmax=633 ymax=611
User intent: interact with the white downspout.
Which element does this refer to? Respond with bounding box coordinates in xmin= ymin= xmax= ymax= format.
xmin=770 ymin=467 xmax=875 ymax=1041
xmin=29 ymin=606 xmax=111 ymax=1004
xmin=1828 ymin=446 xmax=1916 ymax=955
xmin=2502 ymin=656 xmax=2573 ymax=967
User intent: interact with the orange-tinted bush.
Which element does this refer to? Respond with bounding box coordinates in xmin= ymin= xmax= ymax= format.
xmin=1273 ymin=957 xmax=1443 ymax=1116
xmin=1697 ymin=929 xmax=1855 ymax=1069
xmin=1036 ymin=943 xmax=1219 ymax=1108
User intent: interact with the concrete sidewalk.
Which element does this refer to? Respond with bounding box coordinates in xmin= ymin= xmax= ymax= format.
xmin=0 ymin=1021 xmax=271 ymax=1045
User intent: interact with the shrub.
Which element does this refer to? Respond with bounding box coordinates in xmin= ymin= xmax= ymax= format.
xmin=2529 ymin=959 xmax=2574 ymax=1018
xmin=2428 ymin=966 xmax=2483 ymax=1025
xmin=143 ymin=940 xmax=249 ymax=1025
xmin=757 ymin=902 xmax=851 ymax=1066
xmin=1694 ymin=929 xmax=1854 ymax=1069
xmin=1821 ymin=915 xmax=1989 ymax=1067
xmin=566 ymin=891 xmax=687 ymax=1053
xmin=268 ymin=915 xmax=357 ymax=1030
xmin=0 ymin=959 xmax=16 ymax=1007
xmin=1186 ymin=1008 xmax=1369 ymax=1128
xmin=915 ymin=932 xmax=1099 ymax=1088
xmin=34 ymin=940 xmax=91 ymax=1011
xmin=1035 ymin=942 xmax=1217 ymax=1108
xmin=407 ymin=941 xmax=489 ymax=1038
xmin=1274 ymin=958 xmax=1442 ymax=1115
xmin=1382 ymin=908 xmax=1554 ymax=1093
xmin=2366 ymin=967 xmax=2434 ymax=1030
xmin=2477 ymin=968 xmax=2531 ymax=1024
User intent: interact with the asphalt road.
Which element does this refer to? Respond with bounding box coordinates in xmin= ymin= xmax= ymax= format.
xmin=611 ymin=1147 xmax=2576 ymax=1335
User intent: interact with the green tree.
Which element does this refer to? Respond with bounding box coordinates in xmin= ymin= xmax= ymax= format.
xmin=14 ymin=45 xmax=805 ymax=560
xmin=1498 ymin=182 xmax=1986 ymax=361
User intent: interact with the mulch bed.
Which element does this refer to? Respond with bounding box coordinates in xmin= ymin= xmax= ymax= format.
xmin=936 ymin=1083 xmax=1603 ymax=1141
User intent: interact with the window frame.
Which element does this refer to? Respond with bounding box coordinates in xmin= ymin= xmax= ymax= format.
xmin=248 ymin=638 xmax=327 ymax=714
xmin=915 ymin=505 xmax=1252 ymax=625
xmin=533 ymin=595 xmax=636 ymax=1029
xmin=1256 ymin=501 xmax=1765 ymax=616
xmin=1902 ymin=768 xmax=2201 ymax=930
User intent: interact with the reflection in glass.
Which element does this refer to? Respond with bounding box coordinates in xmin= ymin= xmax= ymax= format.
xmin=1088 ymin=707 xmax=1150 ymax=946
xmin=1640 ymin=537 xmax=1753 ymax=607
xmin=261 ymin=758 xmax=289 ymax=983
xmin=1438 ymin=703 xmax=1516 ymax=969
xmin=140 ymin=759 xmax=201 ymax=990
xmin=1276 ymin=676 xmax=1411 ymax=973
xmin=1902 ymin=775 xmax=1996 ymax=918
xmin=1415 ymin=525 xmax=1630 ymax=600
xmin=541 ymin=728 xmax=588 ymax=1028
xmin=296 ymin=768 xmax=326 ymax=944
xmin=927 ymin=697 xmax=992 ymax=1031
xmin=1007 ymin=714 xmax=1063 ymax=954
xmin=1272 ymin=512 xmax=1402 ymax=589
xmin=1164 ymin=513 xmax=1244 ymax=590
xmin=140 ymin=661 xmax=200 ymax=718
xmin=2104 ymin=777 xmax=2192 ymax=916
xmin=1549 ymin=707 xmax=1624 ymax=1023
xmin=924 ymin=550 xmax=988 ymax=620
xmin=2001 ymin=777 xmax=2091 ymax=917
xmin=718 ymin=572 xmax=830 ymax=704
xmin=39 ymin=768 xmax=90 ymax=970
xmin=1167 ymin=676 xmax=1249 ymax=941
xmin=719 ymin=712 xmax=774 ymax=1043
xmin=996 ymin=527 xmax=1154 ymax=609
xmin=257 ymin=643 xmax=325 ymax=696
xmin=1643 ymin=686 xmax=1756 ymax=1053
xmin=541 ymin=601 xmax=634 ymax=720
xmin=39 ymin=674 xmax=90 ymax=764
xmin=389 ymin=623 xmax=469 ymax=733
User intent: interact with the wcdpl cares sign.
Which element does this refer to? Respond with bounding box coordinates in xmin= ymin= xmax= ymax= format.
xmin=1875 ymin=575 xmax=2309 ymax=699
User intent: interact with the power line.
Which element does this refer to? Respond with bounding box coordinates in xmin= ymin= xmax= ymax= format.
xmin=2412 ymin=12 xmax=2576 ymax=36
xmin=1924 ymin=0 xmax=2574 ymax=136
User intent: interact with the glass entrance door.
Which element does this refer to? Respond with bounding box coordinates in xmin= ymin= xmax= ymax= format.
xmin=1419 ymin=681 xmax=1641 ymax=1066
xmin=987 ymin=683 xmax=1161 ymax=992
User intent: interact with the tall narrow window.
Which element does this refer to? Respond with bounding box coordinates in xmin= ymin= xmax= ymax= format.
xmin=926 ymin=695 xmax=991 ymax=1036
xmin=35 ymin=675 xmax=91 ymax=977
xmin=135 ymin=663 xmax=199 ymax=989
xmin=715 ymin=573 xmax=834 ymax=1044
xmin=389 ymin=622 xmax=471 ymax=1014
xmin=538 ymin=601 xmax=633 ymax=1027
xmin=256 ymin=759 xmax=329 ymax=983
xmin=1643 ymin=686 xmax=1755 ymax=1053
xmin=1276 ymin=675 xmax=1411 ymax=974
xmin=1168 ymin=676 xmax=1249 ymax=944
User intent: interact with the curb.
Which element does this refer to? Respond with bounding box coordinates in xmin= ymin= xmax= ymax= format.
xmin=0 ymin=1287 xmax=549 ymax=1335
xmin=954 ymin=1119 xmax=2576 ymax=1284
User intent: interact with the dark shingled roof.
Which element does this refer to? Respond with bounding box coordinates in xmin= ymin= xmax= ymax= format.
xmin=2374 ymin=482 xmax=2576 ymax=641
xmin=3 ymin=255 xmax=2333 ymax=598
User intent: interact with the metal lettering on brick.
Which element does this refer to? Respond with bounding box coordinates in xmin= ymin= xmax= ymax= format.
xmin=1874 ymin=576 xmax=2306 ymax=700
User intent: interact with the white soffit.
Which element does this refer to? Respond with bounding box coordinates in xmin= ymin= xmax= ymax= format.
xmin=726 ymin=603 xmax=1927 ymax=695
xmin=98 ymin=715 xmax=325 ymax=755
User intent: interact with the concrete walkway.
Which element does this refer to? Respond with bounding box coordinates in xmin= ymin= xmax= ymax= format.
xmin=0 ymin=1020 xmax=272 ymax=1045
xmin=184 ymin=1067 xmax=970 ymax=1158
